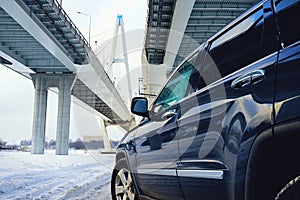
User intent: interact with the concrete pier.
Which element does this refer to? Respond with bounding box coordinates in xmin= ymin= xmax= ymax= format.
xmin=30 ymin=73 xmax=76 ymax=155
xmin=100 ymin=118 xmax=115 ymax=154
xmin=31 ymin=75 xmax=48 ymax=154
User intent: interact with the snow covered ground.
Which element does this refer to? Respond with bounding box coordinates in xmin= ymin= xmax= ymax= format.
xmin=0 ymin=150 xmax=115 ymax=200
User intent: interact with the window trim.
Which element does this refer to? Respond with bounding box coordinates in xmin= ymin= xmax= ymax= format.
xmin=207 ymin=3 xmax=263 ymax=47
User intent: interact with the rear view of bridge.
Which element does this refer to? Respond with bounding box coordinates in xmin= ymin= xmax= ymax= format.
xmin=0 ymin=0 xmax=133 ymax=155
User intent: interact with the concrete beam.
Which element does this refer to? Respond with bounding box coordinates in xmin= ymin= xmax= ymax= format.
xmin=164 ymin=0 xmax=196 ymax=68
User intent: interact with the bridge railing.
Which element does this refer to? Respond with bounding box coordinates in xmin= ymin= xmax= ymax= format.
xmin=47 ymin=0 xmax=90 ymax=48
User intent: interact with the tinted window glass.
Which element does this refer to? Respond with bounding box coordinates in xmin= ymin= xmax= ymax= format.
xmin=260 ymin=0 xmax=281 ymax=58
xmin=153 ymin=55 xmax=197 ymax=111
xmin=208 ymin=6 xmax=264 ymax=78
xmin=275 ymin=0 xmax=300 ymax=47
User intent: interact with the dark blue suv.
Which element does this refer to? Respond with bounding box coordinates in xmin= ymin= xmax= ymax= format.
xmin=111 ymin=0 xmax=300 ymax=199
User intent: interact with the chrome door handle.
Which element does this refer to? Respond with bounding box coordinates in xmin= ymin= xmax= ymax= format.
xmin=162 ymin=109 xmax=177 ymax=120
xmin=231 ymin=69 xmax=265 ymax=89
xmin=251 ymin=69 xmax=265 ymax=83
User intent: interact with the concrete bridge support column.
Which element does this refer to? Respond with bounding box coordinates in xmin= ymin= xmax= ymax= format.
xmin=55 ymin=75 xmax=76 ymax=155
xmin=100 ymin=118 xmax=114 ymax=153
xmin=30 ymin=73 xmax=76 ymax=155
xmin=31 ymin=75 xmax=48 ymax=154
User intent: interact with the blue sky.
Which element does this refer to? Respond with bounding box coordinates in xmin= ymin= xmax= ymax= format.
xmin=0 ymin=0 xmax=147 ymax=144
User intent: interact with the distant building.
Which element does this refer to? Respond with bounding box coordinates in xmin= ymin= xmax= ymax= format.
xmin=0 ymin=140 xmax=6 ymax=149
xmin=82 ymin=135 xmax=103 ymax=142
xmin=20 ymin=145 xmax=31 ymax=152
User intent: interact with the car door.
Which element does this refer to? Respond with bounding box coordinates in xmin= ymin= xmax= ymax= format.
xmin=176 ymin=2 xmax=280 ymax=199
xmin=274 ymin=0 xmax=300 ymax=124
xmin=133 ymin=54 xmax=197 ymax=200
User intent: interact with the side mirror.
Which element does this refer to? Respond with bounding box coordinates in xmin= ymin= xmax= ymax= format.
xmin=131 ymin=97 xmax=149 ymax=117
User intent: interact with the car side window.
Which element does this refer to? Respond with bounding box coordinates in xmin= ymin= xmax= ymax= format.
xmin=208 ymin=5 xmax=264 ymax=79
xmin=152 ymin=55 xmax=197 ymax=112
xmin=275 ymin=0 xmax=300 ymax=48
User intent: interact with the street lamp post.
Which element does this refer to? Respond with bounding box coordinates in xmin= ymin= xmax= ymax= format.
xmin=77 ymin=11 xmax=91 ymax=46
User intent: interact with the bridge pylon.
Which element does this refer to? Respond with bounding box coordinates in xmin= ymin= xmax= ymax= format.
xmin=107 ymin=14 xmax=132 ymax=99
xmin=101 ymin=15 xmax=133 ymax=152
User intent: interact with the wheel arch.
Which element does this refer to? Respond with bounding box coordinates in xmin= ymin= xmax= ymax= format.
xmin=244 ymin=126 xmax=273 ymax=200
xmin=245 ymin=118 xmax=300 ymax=200
xmin=113 ymin=148 xmax=142 ymax=199
xmin=115 ymin=149 xmax=128 ymax=163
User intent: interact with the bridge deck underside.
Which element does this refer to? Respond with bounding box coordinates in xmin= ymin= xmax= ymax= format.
xmin=145 ymin=0 xmax=176 ymax=65
xmin=172 ymin=0 xmax=259 ymax=68
xmin=144 ymin=0 xmax=259 ymax=69
xmin=0 ymin=7 xmax=68 ymax=73
xmin=71 ymin=79 xmax=123 ymax=124
xmin=22 ymin=0 xmax=88 ymax=65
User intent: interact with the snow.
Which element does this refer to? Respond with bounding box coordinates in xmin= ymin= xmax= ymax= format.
xmin=0 ymin=150 xmax=115 ymax=200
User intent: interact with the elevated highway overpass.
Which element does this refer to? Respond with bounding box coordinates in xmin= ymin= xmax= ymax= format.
xmin=0 ymin=0 xmax=133 ymax=155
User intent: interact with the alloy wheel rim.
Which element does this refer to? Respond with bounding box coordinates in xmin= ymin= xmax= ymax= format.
xmin=115 ymin=168 xmax=135 ymax=200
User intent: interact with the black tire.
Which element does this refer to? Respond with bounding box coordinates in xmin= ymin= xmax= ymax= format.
xmin=111 ymin=157 xmax=137 ymax=200
xmin=275 ymin=175 xmax=300 ymax=200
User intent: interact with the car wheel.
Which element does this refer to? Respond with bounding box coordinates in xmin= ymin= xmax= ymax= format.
xmin=275 ymin=175 xmax=300 ymax=200
xmin=111 ymin=157 xmax=136 ymax=200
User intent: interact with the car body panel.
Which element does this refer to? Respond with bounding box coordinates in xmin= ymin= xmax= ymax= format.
xmin=176 ymin=50 xmax=278 ymax=199
xmin=133 ymin=105 xmax=183 ymax=200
